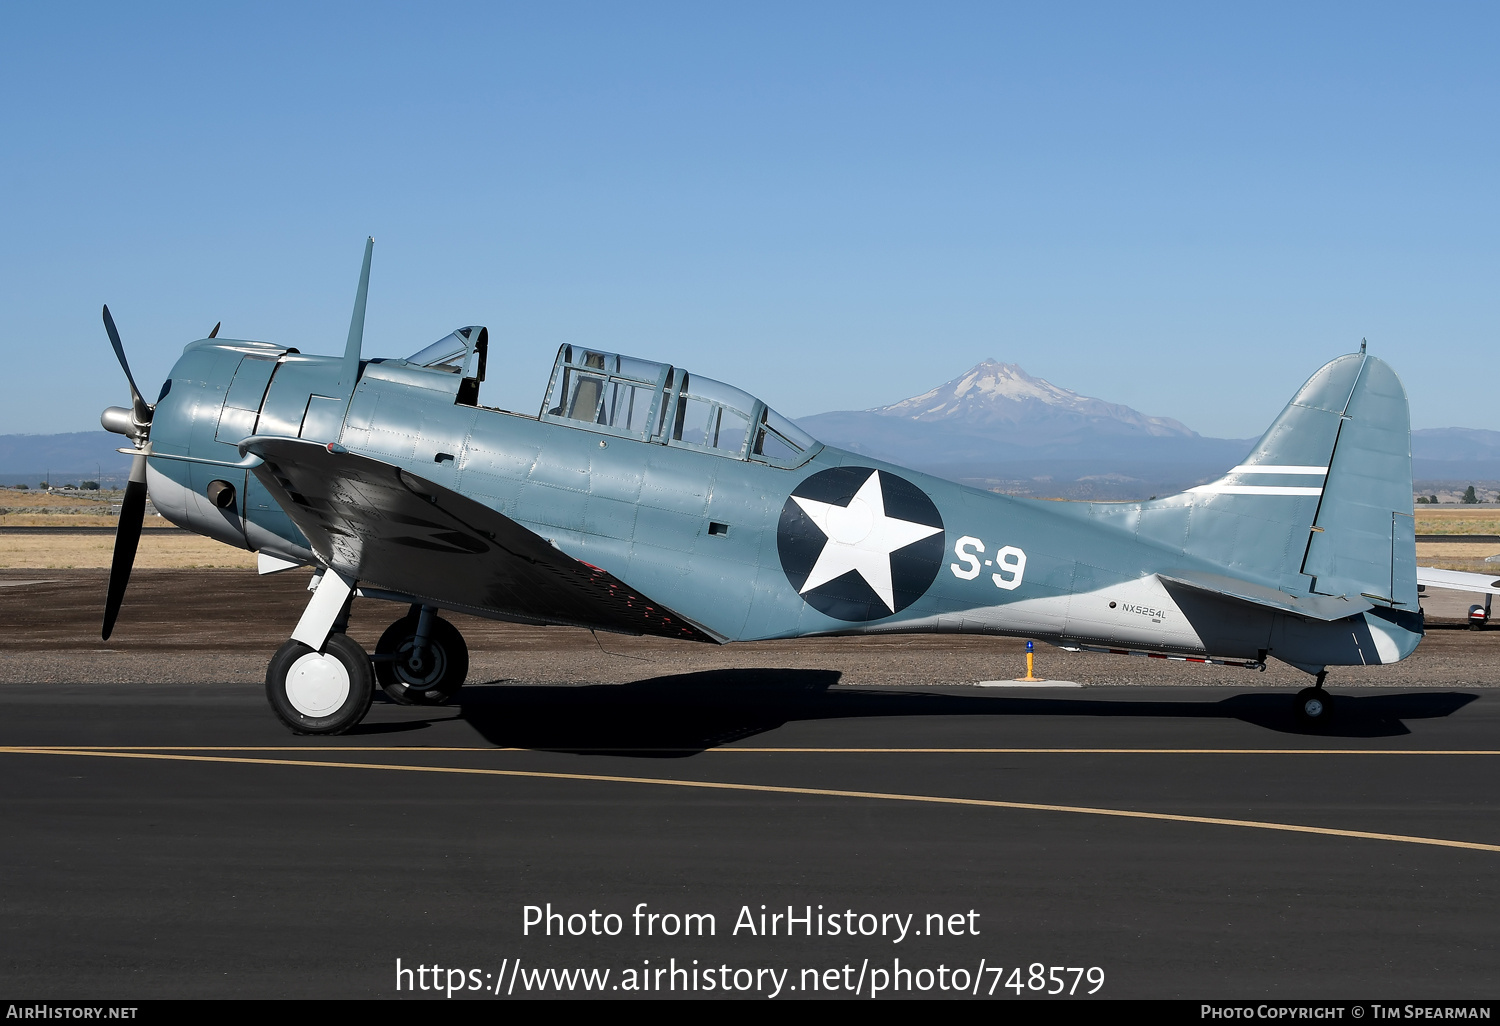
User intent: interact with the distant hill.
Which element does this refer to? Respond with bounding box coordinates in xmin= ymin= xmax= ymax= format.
xmin=1409 ymin=428 xmax=1500 ymax=487
xmin=1411 ymin=427 xmax=1500 ymax=462
xmin=0 ymin=431 xmax=133 ymax=486
xmin=1 ymin=375 xmax=1495 ymax=499
xmin=798 ymin=360 xmax=1500 ymax=500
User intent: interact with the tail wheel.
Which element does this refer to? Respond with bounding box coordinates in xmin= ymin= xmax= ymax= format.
xmin=266 ymin=633 xmax=374 ymax=735
xmin=375 ymin=614 xmax=469 ymax=706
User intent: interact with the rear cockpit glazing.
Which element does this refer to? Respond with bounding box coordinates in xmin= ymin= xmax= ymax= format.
xmin=540 ymin=344 xmax=818 ymax=466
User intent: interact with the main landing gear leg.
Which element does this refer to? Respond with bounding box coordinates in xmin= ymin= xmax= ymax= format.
xmin=265 ymin=569 xmax=374 ymax=735
xmin=1295 ymin=669 xmax=1334 ymax=726
xmin=374 ymin=604 xmax=469 ymax=706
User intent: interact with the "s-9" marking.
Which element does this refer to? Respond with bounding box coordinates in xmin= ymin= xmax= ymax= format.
xmin=949 ymin=536 xmax=1027 ymax=591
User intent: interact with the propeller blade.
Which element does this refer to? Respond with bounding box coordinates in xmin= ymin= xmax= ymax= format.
xmin=102 ymin=305 xmax=152 ymax=426
xmin=102 ymin=452 xmax=148 ymax=640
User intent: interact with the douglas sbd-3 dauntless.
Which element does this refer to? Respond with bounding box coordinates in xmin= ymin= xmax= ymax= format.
xmin=101 ymin=240 xmax=1426 ymax=734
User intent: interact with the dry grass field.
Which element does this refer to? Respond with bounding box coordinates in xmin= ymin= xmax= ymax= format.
xmin=0 ymin=490 xmax=115 ymax=516
xmin=1412 ymin=509 xmax=1500 ymax=571
xmin=1 ymin=514 xmax=122 ymax=527
xmin=1414 ymin=507 xmax=1500 ymax=534
xmin=0 ymin=487 xmax=115 ymax=508
xmin=2 ymin=488 xmax=1496 ymax=571
xmin=0 ymin=487 xmax=254 ymax=568
xmin=0 ymin=528 xmax=256 ymax=569
xmin=0 ymin=487 xmax=121 ymax=528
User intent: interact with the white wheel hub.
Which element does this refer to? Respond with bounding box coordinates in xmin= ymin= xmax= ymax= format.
xmin=285 ymin=651 xmax=351 ymax=717
xmin=1305 ymin=696 xmax=1325 ymax=718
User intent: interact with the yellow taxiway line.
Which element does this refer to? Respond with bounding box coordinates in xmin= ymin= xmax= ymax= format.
xmin=3 ymin=746 xmax=1498 ymax=855
xmin=3 ymin=745 xmax=1500 ymax=755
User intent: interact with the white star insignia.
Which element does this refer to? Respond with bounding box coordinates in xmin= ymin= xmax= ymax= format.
xmin=792 ymin=470 xmax=942 ymax=613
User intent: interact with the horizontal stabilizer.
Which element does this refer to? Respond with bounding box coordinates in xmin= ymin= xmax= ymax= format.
xmin=1159 ymin=569 xmax=1372 ymax=622
xmin=256 ymin=551 xmax=304 ymax=575
xmin=1416 ymin=566 xmax=1500 ymax=596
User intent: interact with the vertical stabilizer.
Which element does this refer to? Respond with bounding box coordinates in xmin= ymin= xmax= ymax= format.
xmin=1129 ymin=353 xmax=1415 ymax=609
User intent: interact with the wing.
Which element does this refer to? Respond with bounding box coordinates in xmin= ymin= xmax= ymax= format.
xmin=1416 ymin=566 xmax=1500 ymax=596
xmin=242 ymin=436 xmax=719 ymax=642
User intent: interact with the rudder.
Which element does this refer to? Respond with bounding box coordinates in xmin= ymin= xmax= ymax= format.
xmin=1299 ymin=355 xmax=1415 ymax=608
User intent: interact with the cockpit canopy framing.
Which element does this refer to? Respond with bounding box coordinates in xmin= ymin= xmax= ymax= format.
xmin=539 ymin=344 xmax=819 ymax=467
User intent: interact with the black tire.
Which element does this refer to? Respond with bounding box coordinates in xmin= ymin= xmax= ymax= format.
xmin=266 ymin=633 xmax=375 ymax=735
xmin=1295 ymin=686 xmax=1333 ymax=725
xmin=374 ymin=613 xmax=469 ymax=706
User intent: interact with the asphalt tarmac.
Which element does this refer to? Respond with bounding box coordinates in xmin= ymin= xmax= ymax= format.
xmin=1 ymin=570 xmax=1498 ymax=1000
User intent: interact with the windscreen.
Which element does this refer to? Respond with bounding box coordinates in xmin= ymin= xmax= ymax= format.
xmin=752 ymin=407 xmax=817 ymax=462
xmin=670 ymin=374 xmax=756 ymax=457
xmin=406 ymin=332 xmax=470 ymax=373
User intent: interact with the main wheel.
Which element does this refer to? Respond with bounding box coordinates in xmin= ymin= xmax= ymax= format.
xmin=266 ymin=633 xmax=375 ymax=735
xmin=374 ymin=613 xmax=469 ymax=706
xmin=1295 ymin=686 xmax=1333 ymax=725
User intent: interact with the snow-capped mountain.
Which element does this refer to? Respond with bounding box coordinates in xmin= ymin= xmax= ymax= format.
xmin=867 ymin=359 xmax=1196 ymax=439
xmin=796 ymin=359 xmax=1245 ymax=498
xmin=797 ymin=359 xmax=1500 ymax=499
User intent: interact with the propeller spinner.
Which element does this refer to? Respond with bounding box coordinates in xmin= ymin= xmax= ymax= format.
xmin=98 ymin=305 xmax=154 ymax=640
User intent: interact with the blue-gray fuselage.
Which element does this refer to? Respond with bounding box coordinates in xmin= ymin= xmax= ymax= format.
xmin=141 ymin=333 xmax=1422 ymax=676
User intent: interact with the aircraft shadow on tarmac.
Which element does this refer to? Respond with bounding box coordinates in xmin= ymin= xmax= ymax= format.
xmin=352 ymin=670 xmax=1481 ymax=754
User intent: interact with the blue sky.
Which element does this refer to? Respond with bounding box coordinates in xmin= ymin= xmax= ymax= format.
xmin=1 ymin=3 xmax=1495 ymax=438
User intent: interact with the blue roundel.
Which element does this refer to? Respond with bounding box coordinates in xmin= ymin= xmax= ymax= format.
xmin=777 ymin=467 xmax=945 ymax=622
